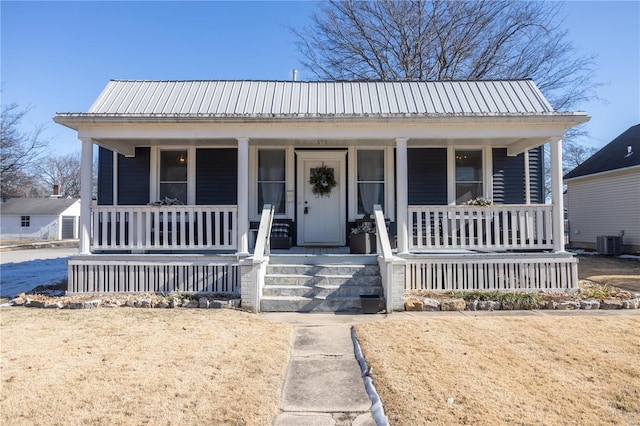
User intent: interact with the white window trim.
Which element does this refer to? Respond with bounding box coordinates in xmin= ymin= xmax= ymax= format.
xmin=150 ymin=146 xmax=195 ymax=205
xmin=348 ymin=146 xmax=395 ymax=221
xmin=249 ymin=146 xmax=294 ymax=221
xmin=447 ymin=146 xmax=493 ymax=205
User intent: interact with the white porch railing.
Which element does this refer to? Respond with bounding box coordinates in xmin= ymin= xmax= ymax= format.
xmin=408 ymin=204 xmax=553 ymax=250
xmin=374 ymin=205 xmax=394 ymax=313
xmin=91 ymin=205 xmax=237 ymax=251
xmin=405 ymin=253 xmax=578 ymax=291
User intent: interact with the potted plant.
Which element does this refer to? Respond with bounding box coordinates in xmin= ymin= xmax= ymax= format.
xmin=349 ymin=213 xmax=377 ymax=254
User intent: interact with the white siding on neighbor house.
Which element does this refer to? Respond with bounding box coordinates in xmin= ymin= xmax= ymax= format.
xmin=566 ymin=168 xmax=640 ymax=249
xmin=0 ymin=202 xmax=81 ymax=240
xmin=1 ymin=215 xmax=61 ymax=240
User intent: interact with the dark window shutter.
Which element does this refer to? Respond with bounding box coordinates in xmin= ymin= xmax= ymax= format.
xmin=196 ymin=148 xmax=238 ymax=205
xmin=407 ymin=148 xmax=447 ymax=205
xmin=118 ymin=147 xmax=150 ymax=205
xmin=97 ymin=147 xmax=114 ymax=205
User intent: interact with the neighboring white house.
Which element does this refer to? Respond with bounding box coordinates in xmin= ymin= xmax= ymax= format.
xmin=0 ymin=197 xmax=81 ymax=240
xmin=54 ymin=79 xmax=589 ymax=312
xmin=565 ymin=124 xmax=640 ymax=253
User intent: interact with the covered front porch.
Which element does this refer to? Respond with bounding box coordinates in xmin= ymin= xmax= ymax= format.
xmin=54 ymin=80 xmax=590 ymax=311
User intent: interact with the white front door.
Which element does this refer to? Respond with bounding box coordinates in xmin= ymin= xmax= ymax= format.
xmin=297 ymin=151 xmax=346 ymax=246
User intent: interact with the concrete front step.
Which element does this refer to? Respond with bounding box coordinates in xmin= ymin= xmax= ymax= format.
xmin=267 ymin=264 xmax=380 ymax=277
xmin=268 ymin=254 xmax=378 ymax=265
xmin=260 ymin=295 xmax=383 ymax=313
xmin=264 ymin=273 xmax=382 ymax=287
xmin=262 ymin=283 xmax=383 ymax=298
xmin=261 ymin=261 xmax=384 ymax=312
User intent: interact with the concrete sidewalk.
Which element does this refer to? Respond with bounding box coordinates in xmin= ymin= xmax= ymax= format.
xmin=264 ymin=313 xmax=381 ymax=426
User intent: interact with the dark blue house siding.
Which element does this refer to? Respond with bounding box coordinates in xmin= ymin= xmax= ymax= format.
xmin=492 ymin=147 xmax=544 ymax=204
xmin=408 ymin=148 xmax=447 ymax=205
xmin=97 ymin=147 xmax=114 ymax=205
xmin=117 ymin=147 xmax=151 ymax=205
xmin=196 ymin=148 xmax=237 ymax=205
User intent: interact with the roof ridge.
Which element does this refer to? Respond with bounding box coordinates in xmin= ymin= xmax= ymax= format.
xmin=107 ymin=78 xmax=535 ymax=83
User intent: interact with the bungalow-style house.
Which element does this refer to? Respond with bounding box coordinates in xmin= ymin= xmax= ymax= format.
xmin=0 ymin=197 xmax=80 ymax=240
xmin=565 ymin=124 xmax=640 ymax=253
xmin=54 ymin=80 xmax=589 ymax=312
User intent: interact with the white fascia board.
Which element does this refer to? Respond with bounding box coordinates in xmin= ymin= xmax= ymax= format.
xmin=565 ymin=165 xmax=640 ymax=184
xmin=71 ymin=116 xmax=588 ymax=143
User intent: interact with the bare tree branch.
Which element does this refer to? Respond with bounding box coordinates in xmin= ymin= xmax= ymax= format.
xmin=292 ymin=0 xmax=600 ymax=111
xmin=1 ymin=103 xmax=50 ymax=198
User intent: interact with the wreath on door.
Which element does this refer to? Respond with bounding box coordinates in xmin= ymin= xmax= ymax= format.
xmin=309 ymin=164 xmax=337 ymax=197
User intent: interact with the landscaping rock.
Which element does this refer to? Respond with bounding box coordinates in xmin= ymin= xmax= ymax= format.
xmin=405 ymin=299 xmax=424 ymax=311
xmin=155 ymin=299 xmax=170 ymax=309
xmin=184 ymin=299 xmax=199 ymax=308
xmin=545 ymin=300 xmax=558 ymax=310
xmin=170 ymin=297 xmax=180 ymax=308
xmin=478 ymin=301 xmax=501 ymax=311
xmin=600 ymin=299 xmax=623 ymax=310
xmin=24 ymin=299 xmax=45 ymax=308
xmin=125 ymin=300 xmax=135 ymax=307
xmin=44 ymin=300 xmax=64 ymax=309
xmin=622 ymin=299 xmax=639 ymax=309
xmin=422 ymin=298 xmax=440 ymax=311
xmin=228 ymin=298 xmax=241 ymax=308
xmin=198 ymin=297 xmax=210 ymax=309
xmin=69 ymin=300 xmax=102 ymax=309
xmin=441 ymin=298 xmax=466 ymax=311
xmin=135 ymin=298 xmax=152 ymax=308
xmin=210 ymin=300 xmax=226 ymax=309
xmin=11 ymin=297 xmax=25 ymax=306
xmin=467 ymin=300 xmax=478 ymax=311
xmin=557 ymin=301 xmax=581 ymax=310
xmin=580 ymin=300 xmax=600 ymax=310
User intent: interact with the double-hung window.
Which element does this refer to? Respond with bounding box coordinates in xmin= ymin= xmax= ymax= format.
xmin=455 ymin=150 xmax=483 ymax=204
xmin=159 ymin=150 xmax=188 ymax=204
xmin=258 ymin=150 xmax=286 ymax=214
xmin=357 ymin=150 xmax=384 ymax=215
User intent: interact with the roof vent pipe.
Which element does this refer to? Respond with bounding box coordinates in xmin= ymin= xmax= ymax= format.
xmin=292 ymin=69 xmax=298 ymax=81
xmin=625 ymin=145 xmax=633 ymax=157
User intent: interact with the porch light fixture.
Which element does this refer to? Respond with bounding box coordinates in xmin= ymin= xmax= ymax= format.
xmin=177 ymin=153 xmax=187 ymax=166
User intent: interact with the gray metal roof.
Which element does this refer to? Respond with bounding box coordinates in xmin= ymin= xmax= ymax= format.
xmin=0 ymin=198 xmax=79 ymax=216
xmin=73 ymin=79 xmax=556 ymax=117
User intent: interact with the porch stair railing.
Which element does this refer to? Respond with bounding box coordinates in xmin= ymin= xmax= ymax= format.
xmin=374 ymin=204 xmax=405 ymax=313
xmin=408 ymin=204 xmax=553 ymax=250
xmin=90 ymin=205 xmax=237 ymax=251
xmin=241 ymin=204 xmax=274 ymax=313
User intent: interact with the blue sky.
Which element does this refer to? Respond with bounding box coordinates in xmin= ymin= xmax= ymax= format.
xmin=2 ymin=1 xmax=639 ymax=156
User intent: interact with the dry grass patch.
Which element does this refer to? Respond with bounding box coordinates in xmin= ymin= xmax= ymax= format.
xmin=355 ymin=316 xmax=640 ymax=425
xmin=1 ymin=308 xmax=292 ymax=426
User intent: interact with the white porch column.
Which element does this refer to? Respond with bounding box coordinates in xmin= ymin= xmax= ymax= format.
xmin=396 ymin=138 xmax=409 ymax=254
xmin=237 ymin=138 xmax=250 ymax=255
xmin=550 ymin=138 xmax=565 ymax=252
xmin=79 ymin=138 xmax=94 ymax=254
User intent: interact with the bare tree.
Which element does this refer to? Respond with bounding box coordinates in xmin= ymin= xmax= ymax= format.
xmin=35 ymin=152 xmax=82 ymax=198
xmin=1 ymin=103 xmax=50 ymax=198
xmin=294 ymin=0 xmax=598 ymax=111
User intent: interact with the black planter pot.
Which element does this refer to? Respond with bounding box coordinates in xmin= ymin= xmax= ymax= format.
xmin=360 ymin=295 xmax=381 ymax=314
xmin=350 ymin=233 xmax=376 ymax=254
